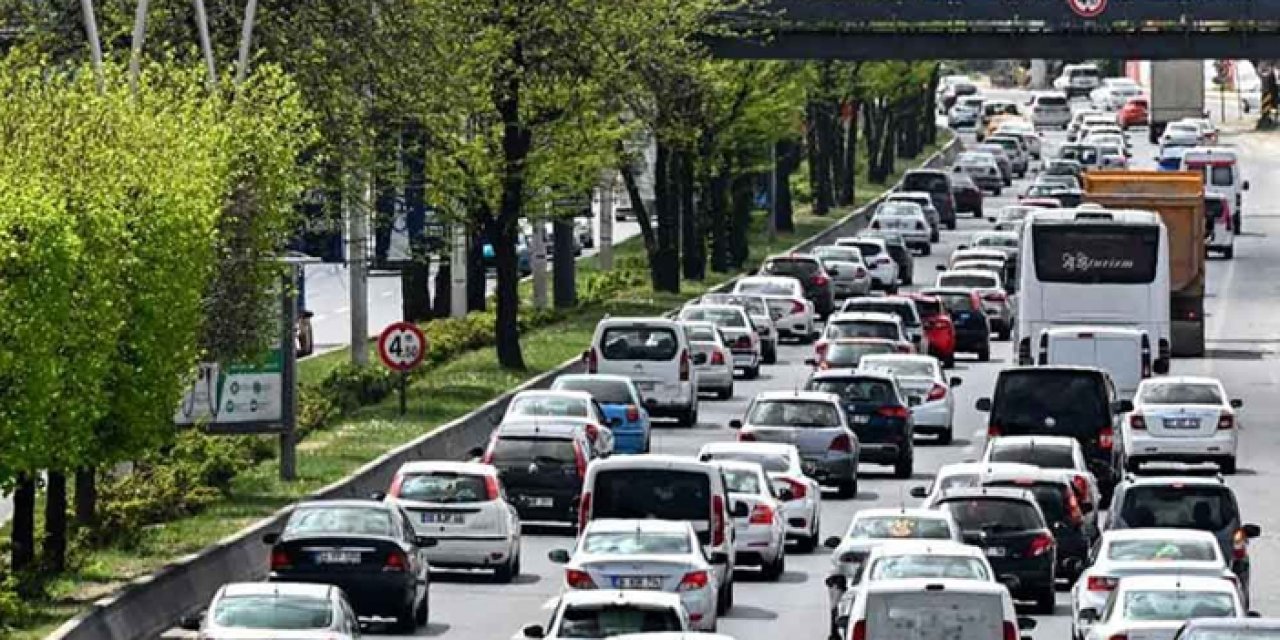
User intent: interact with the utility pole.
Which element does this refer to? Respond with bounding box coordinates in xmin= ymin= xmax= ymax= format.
xmin=127 ymin=0 xmax=150 ymax=96
xmin=349 ymin=186 xmax=371 ymax=365
xmin=531 ymin=215 xmax=549 ymax=309
xmin=193 ymin=0 xmax=217 ymax=91
xmin=235 ymin=0 xmax=258 ymax=85
xmin=598 ymin=174 xmax=614 ymax=271
xmin=450 ymin=223 xmax=467 ymax=318
xmin=79 ymin=0 xmax=104 ymax=89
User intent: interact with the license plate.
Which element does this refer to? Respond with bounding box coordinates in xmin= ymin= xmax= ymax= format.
xmin=985 ymin=547 xmax=1007 ymax=558
xmin=316 ymin=550 xmax=361 ymax=564
xmin=734 ymin=354 xmax=753 ymax=365
xmin=421 ymin=511 xmax=465 ymax=524
xmin=851 ymin=414 xmax=870 ymax=424
xmin=524 ymin=496 xmax=553 ymax=508
xmin=614 ymin=575 xmax=664 ymax=589
xmin=1163 ymin=417 xmax=1200 ymax=429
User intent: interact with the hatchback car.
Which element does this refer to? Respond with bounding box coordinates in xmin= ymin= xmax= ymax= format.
xmin=812 ymin=245 xmax=873 ymax=299
xmin=859 ymin=354 xmax=960 ymax=445
xmin=979 ymin=468 xmax=1095 ymax=584
xmin=264 ymin=500 xmax=435 ymax=631
xmin=871 ymin=201 xmax=933 ymax=251
xmin=844 ymin=578 xmax=1035 ymax=640
xmin=547 ymin=519 xmax=719 ymax=631
xmin=697 ymin=441 xmax=823 ymax=551
xmin=758 ymin=254 xmax=835 ymax=318
xmin=920 ymin=287 xmax=991 ymax=362
xmin=935 ymin=270 xmax=1012 ymax=339
xmin=384 ymin=461 xmax=521 ymax=581
xmin=551 ymin=374 xmax=652 ymax=455
xmin=715 ymin=460 xmax=787 ymax=579
xmin=695 ymin=293 xmax=779 ymax=363
xmin=482 ymin=421 xmax=602 ymax=525
xmin=733 ymin=276 xmax=817 ymax=343
xmin=731 ymin=391 xmax=859 ymax=498
xmin=805 ymin=337 xmax=900 ymax=371
xmin=974 ymin=143 xmax=1019 ymax=182
xmin=953 ymin=152 xmax=1005 ymax=194
xmin=184 ymin=582 xmax=362 ymax=639
xmin=1117 ymin=97 xmax=1148 ymax=128
xmin=682 ymin=321 xmax=735 ymax=400
xmin=678 ymin=304 xmax=762 ymax=379
xmin=517 ymin=590 xmax=689 ymax=639
xmin=1122 ymin=376 xmax=1243 ymax=474
xmin=1080 ymin=575 xmax=1246 ymax=640
xmin=804 ymin=369 xmax=914 ymax=478
xmin=834 ymin=237 xmax=898 ymax=292
xmin=839 ymin=296 xmax=928 ymax=354
xmin=949 ymin=172 xmax=985 ymax=217
xmin=820 ymin=311 xmax=912 ymax=356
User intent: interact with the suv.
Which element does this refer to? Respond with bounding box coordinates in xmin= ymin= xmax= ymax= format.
xmin=1107 ymin=475 xmax=1261 ymax=596
xmin=932 ymin=487 xmax=1057 ymax=613
xmin=901 ymin=170 xmax=957 ymax=230
xmin=586 ymin=317 xmax=699 ymax=426
xmin=1053 ymin=63 xmax=1102 ymax=98
xmin=977 ymin=366 xmax=1131 ymax=503
xmin=1029 ymin=92 xmax=1071 ymax=129
xmin=804 ymin=369 xmax=914 ymax=478
xmin=758 ymin=254 xmax=835 ymax=318
xmin=481 ymin=421 xmax=601 ymax=524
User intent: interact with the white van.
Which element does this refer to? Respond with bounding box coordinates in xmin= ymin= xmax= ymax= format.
xmin=1036 ymin=325 xmax=1150 ymax=400
xmin=579 ymin=455 xmax=738 ymax=615
xmin=587 ymin=317 xmax=699 ymax=426
xmin=1181 ymin=147 xmax=1249 ymax=232
xmin=1204 ymin=192 xmax=1235 ymax=259
xmin=843 ymin=578 xmax=1033 ymax=640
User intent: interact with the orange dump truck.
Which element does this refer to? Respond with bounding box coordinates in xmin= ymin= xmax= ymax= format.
xmin=1083 ymin=170 xmax=1206 ymax=357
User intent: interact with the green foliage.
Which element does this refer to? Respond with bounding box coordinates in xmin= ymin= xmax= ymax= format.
xmin=0 ymin=574 xmax=30 ymax=631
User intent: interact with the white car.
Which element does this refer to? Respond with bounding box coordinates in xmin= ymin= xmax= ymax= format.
xmin=682 ymin=321 xmax=735 ymax=400
xmin=678 ymin=304 xmax=762 ymax=378
xmin=185 ymin=582 xmax=361 ymax=639
xmin=820 ymin=311 xmax=913 ymax=354
xmin=883 ymin=191 xmax=941 ymax=241
xmin=587 ymin=317 xmax=700 ymax=426
xmin=733 ymin=276 xmax=816 ymax=343
xmin=1122 ymin=376 xmax=1243 ymax=474
xmin=953 ymin=152 xmax=1004 ymax=194
xmin=386 ymin=461 xmax=522 ymax=581
xmin=1080 ymin=575 xmax=1246 ymax=640
xmin=714 ymin=460 xmax=787 ymax=579
xmin=980 ymin=435 xmax=1101 ymax=516
xmin=517 ymin=590 xmax=691 ymax=639
xmin=812 ymin=245 xmax=873 ymax=299
xmin=908 ymin=461 xmax=1042 ymax=505
xmin=695 ymin=292 xmax=780 ymax=364
xmin=1071 ymin=529 xmax=1238 ymax=640
xmin=1161 ymin=121 xmax=1204 ymax=147
xmin=1054 ymin=63 xmax=1102 ymax=98
xmin=843 ymin=578 xmax=1034 ymax=640
xmin=989 ymin=204 xmax=1039 ymax=234
xmin=968 ymin=230 xmax=1019 ymax=258
xmin=1091 ymin=79 xmax=1143 ymax=110
xmin=502 ymin=389 xmax=615 ymax=455
xmin=835 ymin=237 xmax=899 ymax=292
xmin=858 ymin=354 xmax=960 ymax=444
xmin=994 ymin=121 xmax=1044 ymax=158
xmin=697 ymin=441 xmax=822 ymax=551
xmin=1027 ymin=92 xmax=1072 ymax=130
xmin=1183 ymin=117 xmax=1220 ymax=144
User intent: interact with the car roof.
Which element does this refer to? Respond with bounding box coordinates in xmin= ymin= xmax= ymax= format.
xmin=987 ymin=435 xmax=1077 ymax=449
xmin=497 ymin=420 xmax=586 ymax=438
xmin=712 ymin=459 xmax=768 ymax=475
xmin=683 ymin=303 xmax=747 ymax=315
xmin=1121 ymin=475 xmax=1230 ymax=488
xmin=754 ymin=390 xmax=842 ymax=403
xmin=294 ymin=499 xmax=392 ymax=511
xmin=830 ymin=311 xmax=902 ymax=324
xmin=1116 ymin=575 xmax=1238 ymax=592
xmin=1138 ymin=375 xmax=1222 ymax=386
xmin=810 ymin=368 xmax=896 ymax=383
xmin=592 ymin=454 xmax=716 ymax=472
xmin=585 ymin=518 xmax=694 ymax=535
xmin=920 ymin=287 xmax=978 ymax=296
xmin=396 ymin=460 xmax=497 ymax=476
xmin=765 ymin=253 xmax=820 ymax=263
xmin=937 ymin=462 xmax=1043 ymax=478
xmin=558 ymin=590 xmax=685 ymax=608
xmin=598 ymin=316 xmax=680 ymax=328
xmin=862 ymin=578 xmax=1009 ymax=596
xmin=980 ymin=467 xmax=1073 ymax=487
xmin=1178 ymin=618 xmax=1280 ymax=631
xmin=868 ymin=540 xmax=982 ymax=558
xmin=890 ymin=190 xmax=933 ymax=200
xmin=514 ymin=389 xmax=595 ymax=402
xmin=699 ymin=441 xmax=798 ymax=456
xmin=939 ymin=269 xmax=999 ymax=279
xmin=840 ymin=236 xmax=886 ymax=247
xmin=220 ymin=582 xmax=335 ymax=598
xmin=936 ymin=486 xmax=1038 ymax=503
xmin=1100 ymin=527 xmax=1222 ymax=544
xmin=844 ymin=295 xmax=915 ymax=306
xmin=856 ymin=507 xmax=952 ymax=520
xmin=738 ymin=275 xmax=801 ymax=285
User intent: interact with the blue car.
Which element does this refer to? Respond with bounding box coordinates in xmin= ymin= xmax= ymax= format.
xmin=1157 ymin=145 xmax=1189 ymax=171
xmin=550 ymin=374 xmax=651 ymax=454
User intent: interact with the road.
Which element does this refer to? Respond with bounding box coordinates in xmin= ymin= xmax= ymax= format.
xmin=357 ymin=92 xmax=1280 ymax=640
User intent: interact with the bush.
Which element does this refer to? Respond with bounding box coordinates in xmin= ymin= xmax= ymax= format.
xmin=0 ymin=575 xmax=30 ymax=631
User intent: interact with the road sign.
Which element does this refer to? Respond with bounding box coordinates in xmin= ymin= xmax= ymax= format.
xmin=378 ymin=322 xmax=427 ymax=371
xmin=175 ymin=351 xmax=284 ymax=428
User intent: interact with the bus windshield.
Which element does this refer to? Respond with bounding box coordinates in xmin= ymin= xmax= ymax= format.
xmin=1031 ymin=225 xmax=1159 ymax=284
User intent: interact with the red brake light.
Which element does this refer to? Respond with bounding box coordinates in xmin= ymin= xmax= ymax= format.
xmin=783 ymin=477 xmax=807 ymax=500
xmin=270 ymin=549 xmax=292 ymax=571
xmin=388 ymin=474 xmax=404 ymax=498
xmin=812 ymin=274 xmax=830 ymax=287
xmin=584 ymin=424 xmax=599 ymax=442
xmin=1003 ymin=621 xmax=1018 ymax=640
xmin=383 ymin=550 xmax=408 ymax=572
xmin=574 ymin=442 xmax=588 ymax=478
xmin=877 ymin=405 xmax=910 ymax=419
xmin=1232 ymin=528 xmax=1248 ymax=560
xmin=852 ymin=620 xmax=867 ymax=640
xmin=586 ymin=347 xmax=599 ymax=374
xmin=1087 ymin=575 xmax=1119 ymax=592
xmin=1065 ymin=489 xmax=1084 ymax=527
xmin=711 ymin=495 xmax=726 ymax=547
xmin=749 ymin=504 xmax=775 ymax=524
xmin=578 ymin=490 xmax=592 ymax=530
xmin=1099 ymin=425 xmax=1115 ymax=450
xmin=791 ymin=300 xmax=806 ymax=314
xmin=738 ymin=431 xmax=757 ymax=442
xmin=711 ymin=350 xmax=725 ymax=365
xmin=566 ymin=568 xmax=596 ymax=589
xmin=988 ymin=423 xmax=1003 ymax=438
xmin=626 ymin=405 xmax=640 ymax=422
xmin=1129 ymin=414 xmax=1146 ymax=430
xmin=678 ymin=570 xmax=709 ymax=591
xmin=829 ymin=433 xmax=854 ymax=452
xmin=679 ymin=350 xmax=690 ymax=381
xmin=1071 ymin=475 xmax=1089 ymax=502
xmin=815 ymin=341 xmax=829 ymax=357
xmin=1218 ymin=413 xmax=1235 ymax=430
xmin=855 ymin=267 xmax=867 ymax=278
xmin=485 ymin=475 xmax=501 ymax=500
xmin=1028 ymin=532 xmax=1054 ymax=557
xmin=1108 ymin=634 xmax=1129 ymax=640
xmin=926 ymin=383 xmax=947 ymax=402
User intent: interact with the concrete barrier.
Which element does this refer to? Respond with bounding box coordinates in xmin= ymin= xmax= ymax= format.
xmin=47 ymin=136 xmax=959 ymax=640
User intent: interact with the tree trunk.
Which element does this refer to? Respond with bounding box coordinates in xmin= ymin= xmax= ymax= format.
xmin=805 ymin=102 xmax=821 ymax=208
xmin=487 ymin=216 xmax=525 ymax=369
xmin=552 ymin=218 xmax=576 ymax=308
xmin=775 ymin=139 xmax=799 ymax=232
xmin=492 ymin=39 xmax=532 ymax=369
xmin=373 ymin=125 xmax=398 ymax=268
xmin=619 ymin=161 xmax=657 ymax=262
xmin=653 ymin=142 xmax=680 ymax=293
xmin=43 ymin=470 xmax=67 ymax=571
xmin=11 ymin=473 xmax=35 ymax=571
xmin=466 ymin=227 xmax=486 ymax=312
xmin=878 ymin=108 xmax=898 ymax=181
xmin=838 ymin=103 xmax=858 ymax=206
xmin=708 ymin=155 xmax=733 ymax=272
xmin=432 ymin=258 xmax=451 ymax=318
xmin=401 ymin=121 xmax=432 ymax=321
xmin=864 ymin=100 xmax=887 ymax=183
xmin=729 ymin=163 xmax=754 ymax=268
xmin=813 ymin=100 xmax=836 ymax=215
xmin=74 ymin=466 xmax=96 ymax=528
xmin=679 ymin=150 xmax=704 ymax=281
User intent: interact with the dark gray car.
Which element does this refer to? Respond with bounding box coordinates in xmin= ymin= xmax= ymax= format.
xmin=730 ymin=391 xmax=860 ymax=499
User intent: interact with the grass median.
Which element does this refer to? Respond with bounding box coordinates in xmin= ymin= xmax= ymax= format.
xmin=12 ymin=139 xmax=948 ymax=639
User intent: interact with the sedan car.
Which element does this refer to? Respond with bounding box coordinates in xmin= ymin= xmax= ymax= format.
xmin=838 ymin=295 xmax=928 ymax=354
xmin=758 ymin=253 xmax=835 ymax=319
xmin=697 ymin=441 xmax=822 ymax=551
xmin=695 ymin=292 xmax=779 ymax=364
xmin=264 ymin=500 xmax=435 ymax=631
xmin=502 ymin=389 xmax=615 ymax=455
xmin=1161 ymin=120 xmax=1204 ymax=147
xmin=1081 ymin=576 xmax=1246 ymax=640
xmin=869 ymin=202 xmax=932 ymax=254
xmin=812 ymin=245 xmax=873 ymax=299
xmin=819 ymin=311 xmax=913 ymax=358
xmin=804 ymin=368 xmax=915 ymax=478
xmin=953 ymin=152 xmax=1005 ymax=195
xmin=858 ymin=354 xmax=960 ymax=445
xmin=546 ymin=520 xmax=717 ymax=631
xmin=384 ymin=461 xmax=521 ymax=581
xmin=733 ymin=276 xmax=817 ymax=343
xmin=182 ymin=582 xmax=362 ymax=639
xmin=1122 ymin=376 xmax=1243 ymax=473
xmin=552 ymin=374 xmax=652 ymax=455
xmin=715 ymin=460 xmax=787 ymax=579
xmin=834 ymin=237 xmax=899 ymax=292
xmin=920 ymin=287 xmax=992 ymax=362
xmin=1072 ymin=529 xmax=1239 ymax=640
xmin=678 ymin=304 xmax=762 ymax=379
xmin=968 ymin=230 xmax=1020 ymax=260
xmin=804 ymin=337 xmax=900 ymax=371
xmin=1173 ymin=618 xmax=1280 ymax=640
xmin=973 ymin=144 xmax=1016 ymax=184
xmin=730 ymin=391 xmax=859 ymax=498
xmin=682 ymin=321 xmax=735 ymax=400
xmin=884 ymin=191 xmax=942 ymax=239
xmin=1117 ymin=97 xmax=1148 ymax=128
xmin=517 ymin=590 xmax=690 ymax=639
xmin=988 ymin=204 xmax=1037 ymax=234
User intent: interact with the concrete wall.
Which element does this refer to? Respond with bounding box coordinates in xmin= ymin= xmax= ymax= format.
xmin=46 ymin=137 xmax=959 ymax=640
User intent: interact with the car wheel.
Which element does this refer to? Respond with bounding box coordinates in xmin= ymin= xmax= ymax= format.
xmin=415 ymin=592 xmax=430 ymax=626
xmin=893 ymin=448 xmax=914 ymax=479
xmin=1222 ymin=245 xmax=1235 ymax=259
xmin=947 ymin=218 xmax=957 ymax=230
xmin=974 ymin=208 xmax=983 ymax=219
xmin=938 ymin=425 xmax=954 ymax=445
xmin=763 ymin=549 xmax=785 ymax=581
xmin=494 ymin=553 xmax=519 ymax=583
xmin=394 ymin=596 xmax=419 ymax=633
xmin=1035 ymin=586 xmax=1056 ymax=614
xmin=716 ymin=583 xmax=729 ymax=615
xmin=931 ymin=231 xmax=940 ymax=242
xmin=836 ymin=478 xmax=858 ymax=500
xmin=797 ymin=526 xmax=818 ymax=554
xmin=763 ymin=344 xmax=777 ymax=364
xmin=643 ymin=436 xmax=652 ymax=453
xmin=745 ymin=365 xmax=760 ymax=380
xmin=921 ymin=244 xmax=932 ymax=257
xmin=977 ymin=348 xmax=991 ymax=362
xmin=1124 ymin=456 xmax=1140 ymax=473
xmin=1221 ymin=456 xmax=1238 ymax=475
xmin=677 ymin=406 xmax=697 ymax=427
xmin=998 ymin=326 xmax=1011 ymax=341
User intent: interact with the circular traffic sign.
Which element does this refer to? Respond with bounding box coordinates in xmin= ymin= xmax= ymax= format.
xmin=1067 ymin=0 xmax=1106 ymax=18
xmin=378 ymin=322 xmax=427 ymax=371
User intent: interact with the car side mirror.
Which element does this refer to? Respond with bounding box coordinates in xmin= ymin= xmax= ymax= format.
xmin=910 ymin=486 xmax=928 ymax=499
xmin=1017 ymin=617 xmax=1037 ymax=630
xmin=262 ymin=532 xmax=280 ymax=545
xmin=1231 ymin=399 xmax=1243 ymax=409
xmin=804 ymin=358 xmax=818 ymax=366
xmin=825 ymin=574 xmax=848 ymax=590
xmin=1243 ymin=180 xmax=1251 ymax=190
xmin=732 ymin=501 xmax=750 ymax=518
xmin=1244 ymin=523 xmax=1262 ymax=538
xmin=709 ymin=551 xmax=730 ymax=564
xmin=179 ymin=614 xmax=202 ymax=631
xmin=949 ymin=377 xmax=962 ymax=388
xmin=547 ymin=548 xmax=571 ymax=564
xmin=824 ymin=536 xmax=843 ymax=549
xmin=987 ymin=217 xmax=997 ymax=223
xmin=693 ymin=352 xmax=708 ymax=366
xmin=370 ymin=491 xmax=387 ymax=501
xmin=1114 ymin=399 xmax=1134 ymax=414
xmin=1078 ymin=608 xmax=1099 ymax=623
xmin=468 ymin=446 xmax=487 ymax=460
xmin=975 ymin=397 xmax=992 ymax=412
xmin=522 ymin=624 xmax=546 ymax=639
xmin=580 ymin=349 xmax=590 ymax=363
xmin=728 ymin=419 xmax=743 ymax=430
xmin=415 ymin=536 xmax=439 ymax=548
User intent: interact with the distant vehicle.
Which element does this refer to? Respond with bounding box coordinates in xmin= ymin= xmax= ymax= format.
xmin=1036 ymin=325 xmax=1151 ymax=400
xmin=681 ymin=320 xmax=736 ymax=400
xmin=805 ymin=367 xmax=916 ymax=477
xmin=859 ymin=353 xmax=960 ymax=445
xmin=834 ymin=237 xmax=899 ymax=293
xmin=869 ymin=201 xmax=932 ymax=253
xmin=812 ymin=245 xmax=873 ymax=299
xmin=1147 ymin=60 xmax=1206 ymax=144
xmin=805 ymin=337 xmax=900 ymax=371
xmin=908 ymin=461 xmax=1041 ymax=506
xmin=948 ymin=94 xmax=985 ymax=128
xmin=678 ymin=304 xmax=762 ymax=379
xmin=1054 ymin=63 xmax=1102 ymax=98
xmin=733 ymin=276 xmax=818 ymax=344
xmin=935 ymin=269 xmax=1011 ymax=340
xmin=948 ymin=172 xmax=985 ymax=217
xmin=905 ymin=293 xmax=957 ymax=370
xmin=731 ymin=390 xmax=860 ymax=498
xmin=900 ymin=169 xmax=957 ymax=230
xmin=693 ymin=293 xmax=780 ymax=363
xmin=713 ymin=460 xmax=787 ymax=579
xmin=1116 ymin=97 xmax=1148 ymax=128
xmin=1203 ymin=192 xmax=1236 ymax=258
xmin=481 ymin=420 xmax=602 ymax=524
xmin=884 ymin=191 xmax=942 ymax=239
xmin=1172 ymin=618 xmax=1280 ymax=640
xmin=757 ymin=254 xmax=836 ymax=318
xmin=980 ymin=435 xmax=1102 ymax=515
xmin=551 ymin=374 xmax=652 ymax=454
xmin=977 ymin=467 xmax=1097 ymax=584
xmin=1182 ymin=147 xmax=1248 ymax=232
xmin=952 ymin=152 xmax=1004 ymax=195
xmin=838 ymin=296 xmax=928 ymax=354
xmin=920 ymin=287 xmax=991 ymax=362
xmin=501 ymin=389 xmax=616 ymax=455
xmin=1029 ymin=91 xmax=1072 ymax=128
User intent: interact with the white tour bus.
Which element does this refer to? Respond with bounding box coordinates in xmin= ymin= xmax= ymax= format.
xmin=1015 ymin=208 xmax=1171 ymax=373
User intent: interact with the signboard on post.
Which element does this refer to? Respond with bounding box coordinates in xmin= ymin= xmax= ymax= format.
xmin=378 ymin=321 xmax=427 ymax=415
xmin=175 ymin=352 xmax=284 ymax=430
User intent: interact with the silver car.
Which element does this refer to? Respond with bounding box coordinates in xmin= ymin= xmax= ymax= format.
xmin=869 ymin=201 xmax=932 ymax=253
xmin=935 ymin=269 xmax=1013 ymax=340
xmin=184 ymin=582 xmax=361 ymax=639
xmin=884 ymin=192 xmax=941 ymax=242
xmin=696 ymin=293 xmax=779 ymax=364
xmin=678 ymin=304 xmax=762 ymax=379
xmin=730 ymin=391 xmax=859 ymax=499
xmin=812 ymin=245 xmax=872 ymax=298
xmin=733 ymin=276 xmax=817 ymax=343
xmin=973 ymin=144 xmax=1015 ymax=185
xmin=682 ymin=321 xmax=734 ymax=400
xmin=859 ymin=354 xmax=959 ymax=444
xmin=953 ymin=152 xmax=1005 ymax=194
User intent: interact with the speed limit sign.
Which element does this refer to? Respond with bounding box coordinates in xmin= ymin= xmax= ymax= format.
xmin=377 ymin=322 xmax=427 ymax=372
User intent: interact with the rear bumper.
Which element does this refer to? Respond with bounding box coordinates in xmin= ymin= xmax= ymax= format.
xmin=801 ymin=455 xmax=857 ymax=485
xmin=953 ymin=327 xmax=991 ymax=351
xmin=612 ymin=430 xmax=649 ymax=455
xmin=731 ymin=350 xmax=760 ymax=370
xmin=1127 ymin=431 xmax=1237 ymax=460
xmin=910 ymin=400 xmax=950 ymax=429
xmin=426 ymin=535 xmax=516 ymax=568
xmin=696 ymin=366 xmax=734 ymax=390
xmin=991 ymin=555 xmax=1056 ymax=596
xmin=781 ymin=500 xmax=816 ymax=538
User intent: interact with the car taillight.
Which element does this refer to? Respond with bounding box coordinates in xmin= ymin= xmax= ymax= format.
xmin=1028 ymin=532 xmax=1054 ymax=557
xmin=711 ymin=495 xmax=726 ymax=547
xmin=678 ymin=570 xmax=709 ymax=591
xmin=791 ymin=300 xmax=806 ymax=314
xmin=1233 ymin=528 xmax=1248 ymax=560
xmin=1218 ymin=413 xmax=1235 ymax=430
xmin=1071 ymin=475 xmax=1089 ymax=503
xmin=1066 ymin=490 xmax=1084 ymax=527
xmin=782 ymin=477 xmax=807 ymax=500
xmin=983 ymin=292 xmax=1006 ymax=302
xmin=1130 ymin=414 xmax=1146 ymax=430
xmin=578 ymin=491 xmax=592 ymax=530
xmin=584 ymin=424 xmax=599 ymax=442
xmin=829 ymin=434 xmax=853 ymax=452
xmin=877 ymin=406 xmax=910 ymax=419
xmin=711 ymin=350 xmax=725 ymax=365
xmin=574 ymin=442 xmax=588 ymax=477
xmin=1003 ymin=621 xmax=1019 ymax=640
xmin=988 ymin=423 xmax=1003 ymax=438
xmin=586 ymin=347 xmax=598 ymax=374
xmin=566 ymin=568 xmax=597 ymax=589
xmin=270 ymin=549 xmax=292 ymax=571
xmin=749 ymin=504 xmax=775 ymax=525
xmin=388 ymin=474 xmax=404 ymax=498
xmin=1108 ymin=635 xmax=1129 ymax=640
xmin=735 ymin=336 xmax=752 ymax=349
xmin=812 ymin=274 xmax=830 ymax=287
xmin=738 ymin=431 xmax=756 ymax=442
xmin=626 ymin=405 xmax=640 ymax=422
xmin=485 ymin=475 xmax=501 ymax=500
xmin=855 ymin=267 xmax=867 ymax=278
xmin=679 ymin=349 xmax=690 ymax=382
xmin=851 ymin=620 xmax=867 ymax=640
xmin=384 ymin=550 xmax=408 ymax=572
xmin=1099 ymin=425 xmax=1115 ymax=450
xmin=926 ymin=384 xmax=947 ymax=402
xmin=1087 ymin=575 xmax=1119 ymax=592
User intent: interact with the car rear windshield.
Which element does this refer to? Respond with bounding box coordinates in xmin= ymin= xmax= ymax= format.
xmin=748 ymin=400 xmax=842 ymax=427
xmin=704 ymin=294 xmax=769 ymax=316
xmin=559 ymin=606 xmax=682 ymax=637
xmin=683 ymin=325 xmax=720 ymax=343
xmin=1121 ymin=485 xmax=1238 ymax=531
xmin=942 ymin=498 xmax=1044 ymax=532
xmin=986 ymin=482 xmax=1067 ymax=525
xmin=1106 ymin=539 xmax=1219 ymax=562
xmin=397 ymin=472 xmax=489 ymax=503
xmin=939 ymin=274 xmax=997 ymax=288
xmin=842 ymin=301 xmax=919 ymax=326
xmin=555 ymin=378 xmax=634 ymax=405
xmin=212 ymin=595 xmax=333 ymax=630
xmin=825 ymin=342 xmax=896 ymax=367
xmin=593 ymin=470 xmax=710 ymax=521
xmin=762 ymin=258 xmax=819 ymax=277
xmin=600 ymin=327 xmax=679 ymax=361
xmin=806 ymin=378 xmax=897 ymax=403
xmin=843 ymin=241 xmax=883 ymax=257
xmin=913 ymin=298 xmax=944 ymax=317
xmin=849 ymin=516 xmax=952 ymax=540
xmin=701 ymin=451 xmax=791 ymax=473
xmin=931 ymin=292 xmax=977 ymax=312
xmin=492 ymin=437 xmax=576 ymax=464
xmin=1070 ymin=67 xmax=1100 ymax=78
xmin=815 ymin=247 xmax=863 ymax=263
xmin=992 ymin=370 xmax=1109 ymax=438
xmin=737 ymin=280 xmax=797 ymax=296
xmin=681 ymin=307 xmax=747 ymax=327
xmin=986 ymin=443 xmax=1075 ymax=469
xmin=1139 ymin=382 xmax=1222 ymax=405
xmin=286 ymin=506 xmax=393 ymax=537
xmin=869 ymin=555 xmax=989 ymax=581
xmin=508 ymin=395 xmax=590 ymax=418
xmin=829 ymin=320 xmax=899 ymax=340
xmin=903 ymin=172 xmax=948 ymax=193
xmin=582 ymin=531 xmax=692 ymax=555
xmin=1122 ymin=591 xmax=1235 ymax=622
xmin=722 ymin=468 xmax=763 ymax=494
xmin=1037 ymin=95 xmax=1069 ymax=107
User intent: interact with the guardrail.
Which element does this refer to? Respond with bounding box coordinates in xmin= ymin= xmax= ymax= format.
xmin=47 ymin=135 xmax=959 ymax=640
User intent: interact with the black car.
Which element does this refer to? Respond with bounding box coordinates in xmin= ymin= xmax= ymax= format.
xmin=804 ymin=369 xmax=914 ymax=478
xmin=759 ymin=254 xmax=836 ymax=318
xmin=933 ymin=487 xmax=1057 ymax=613
xmin=976 ymin=366 xmax=1130 ymax=503
xmin=264 ymin=499 xmax=434 ymax=631
xmin=981 ymin=473 xmax=1094 ymax=584
xmin=949 ymin=173 xmax=984 ymax=218
xmin=921 ymin=287 xmax=991 ymax=362
xmin=482 ymin=421 xmax=598 ymax=524
xmin=902 ymin=169 xmax=957 ymax=230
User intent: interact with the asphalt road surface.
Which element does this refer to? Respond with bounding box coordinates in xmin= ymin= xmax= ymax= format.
xmin=354 ymin=93 xmax=1280 ymax=640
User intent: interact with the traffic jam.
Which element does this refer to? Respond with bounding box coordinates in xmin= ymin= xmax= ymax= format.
xmin=182 ymin=67 xmax=1271 ymax=640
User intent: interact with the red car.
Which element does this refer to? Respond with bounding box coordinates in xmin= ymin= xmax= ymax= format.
xmin=1117 ymin=97 xmax=1148 ymax=129
xmin=949 ymin=172 xmax=985 ymax=218
xmin=906 ymin=293 xmax=956 ymax=368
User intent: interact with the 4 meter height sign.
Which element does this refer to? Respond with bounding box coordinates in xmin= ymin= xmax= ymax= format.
xmin=378 ymin=321 xmax=427 ymax=415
